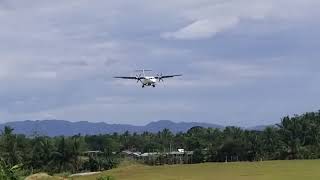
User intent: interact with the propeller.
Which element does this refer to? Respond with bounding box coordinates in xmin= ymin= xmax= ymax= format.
xmin=136 ymin=74 xmax=142 ymax=83
xmin=157 ymin=73 xmax=164 ymax=82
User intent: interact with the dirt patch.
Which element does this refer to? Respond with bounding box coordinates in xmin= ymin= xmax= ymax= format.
xmin=25 ymin=173 xmax=63 ymax=180
xmin=69 ymin=172 xmax=101 ymax=177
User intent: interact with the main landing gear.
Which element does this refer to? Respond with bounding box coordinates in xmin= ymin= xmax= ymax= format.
xmin=141 ymin=84 xmax=155 ymax=88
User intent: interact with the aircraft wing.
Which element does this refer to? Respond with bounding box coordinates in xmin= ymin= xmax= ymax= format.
xmin=156 ymin=74 xmax=182 ymax=79
xmin=114 ymin=76 xmax=145 ymax=80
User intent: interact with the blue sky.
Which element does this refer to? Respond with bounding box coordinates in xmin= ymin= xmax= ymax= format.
xmin=0 ymin=0 xmax=320 ymax=126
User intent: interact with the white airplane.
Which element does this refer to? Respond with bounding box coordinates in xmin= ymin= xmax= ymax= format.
xmin=114 ymin=70 xmax=182 ymax=88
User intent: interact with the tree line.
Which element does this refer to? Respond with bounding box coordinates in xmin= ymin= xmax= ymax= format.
xmin=1 ymin=111 xmax=320 ymax=178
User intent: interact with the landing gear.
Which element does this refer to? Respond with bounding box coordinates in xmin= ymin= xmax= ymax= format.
xmin=152 ymin=85 xmax=155 ymax=88
xmin=142 ymin=85 xmax=145 ymax=88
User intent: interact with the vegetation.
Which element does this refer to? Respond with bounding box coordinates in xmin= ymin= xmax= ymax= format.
xmin=72 ymin=160 xmax=320 ymax=180
xmin=0 ymin=158 xmax=22 ymax=180
xmin=1 ymin=111 xmax=320 ymax=178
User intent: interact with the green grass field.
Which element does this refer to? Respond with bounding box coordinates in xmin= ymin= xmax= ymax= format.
xmin=69 ymin=160 xmax=320 ymax=180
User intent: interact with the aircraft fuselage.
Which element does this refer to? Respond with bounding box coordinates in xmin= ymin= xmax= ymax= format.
xmin=141 ymin=76 xmax=157 ymax=87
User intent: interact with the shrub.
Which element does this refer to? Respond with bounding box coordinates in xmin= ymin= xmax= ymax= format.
xmin=0 ymin=159 xmax=22 ymax=180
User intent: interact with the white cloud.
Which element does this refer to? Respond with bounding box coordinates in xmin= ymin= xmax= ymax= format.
xmin=162 ymin=18 xmax=239 ymax=40
xmin=161 ymin=0 xmax=319 ymax=40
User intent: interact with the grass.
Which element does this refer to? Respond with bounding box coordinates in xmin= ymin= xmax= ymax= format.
xmin=70 ymin=159 xmax=320 ymax=180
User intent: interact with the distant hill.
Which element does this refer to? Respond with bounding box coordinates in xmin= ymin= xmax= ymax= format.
xmin=247 ymin=125 xmax=276 ymax=131
xmin=0 ymin=120 xmax=224 ymax=137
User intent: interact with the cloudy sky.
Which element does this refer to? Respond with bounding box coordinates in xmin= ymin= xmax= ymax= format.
xmin=0 ymin=0 xmax=319 ymax=126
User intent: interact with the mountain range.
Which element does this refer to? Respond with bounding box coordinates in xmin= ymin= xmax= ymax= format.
xmin=0 ymin=120 xmax=225 ymax=137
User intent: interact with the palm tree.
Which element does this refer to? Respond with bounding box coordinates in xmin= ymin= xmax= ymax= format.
xmin=262 ymin=127 xmax=281 ymax=159
xmin=70 ymin=135 xmax=85 ymax=172
xmin=277 ymin=116 xmax=303 ymax=159
xmin=49 ymin=137 xmax=73 ymax=173
xmin=0 ymin=126 xmax=22 ymax=167
xmin=160 ymin=128 xmax=173 ymax=151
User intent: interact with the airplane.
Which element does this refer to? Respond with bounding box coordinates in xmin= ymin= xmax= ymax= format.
xmin=114 ymin=70 xmax=182 ymax=88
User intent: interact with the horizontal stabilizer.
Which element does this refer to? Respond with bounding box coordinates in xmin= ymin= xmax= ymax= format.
xmin=135 ymin=69 xmax=152 ymax=72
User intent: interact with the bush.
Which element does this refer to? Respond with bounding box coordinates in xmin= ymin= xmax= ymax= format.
xmin=0 ymin=159 xmax=22 ymax=180
xmin=84 ymin=156 xmax=119 ymax=172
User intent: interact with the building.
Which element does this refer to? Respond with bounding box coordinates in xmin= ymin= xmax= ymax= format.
xmin=122 ymin=149 xmax=193 ymax=165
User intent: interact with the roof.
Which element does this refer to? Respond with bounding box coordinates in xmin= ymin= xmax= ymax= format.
xmin=122 ymin=150 xmax=193 ymax=157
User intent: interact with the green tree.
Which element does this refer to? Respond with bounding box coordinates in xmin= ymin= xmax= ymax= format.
xmin=0 ymin=126 xmax=22 ymax=167
xmin=278 ymin=116 xmax=304 ymax=159
xmin=49 ymin=137 xmax=73 ymax=173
